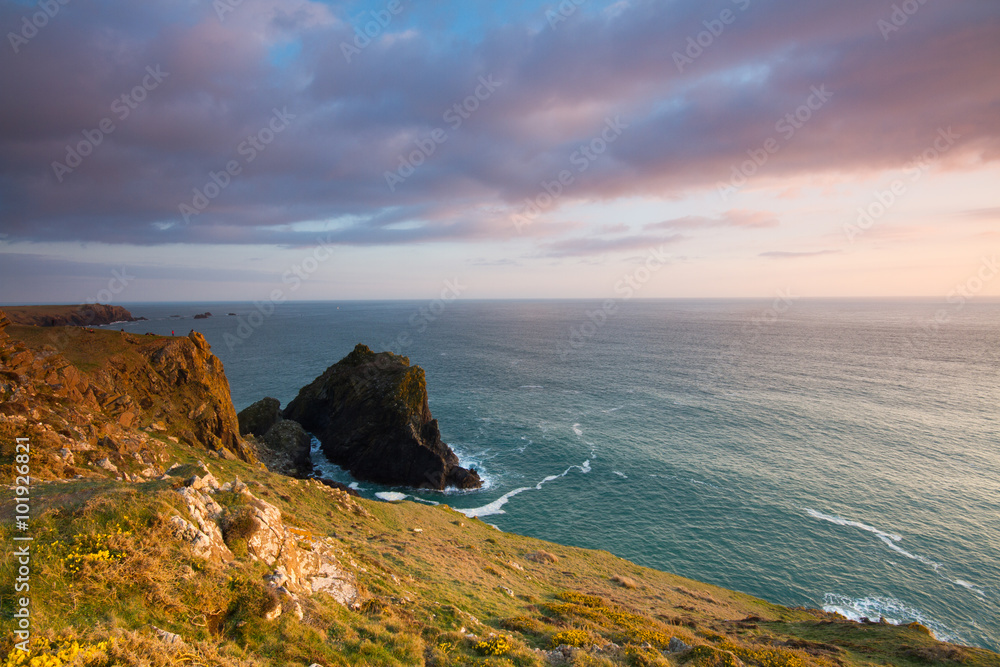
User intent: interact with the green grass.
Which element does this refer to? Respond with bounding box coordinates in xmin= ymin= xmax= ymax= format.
xmin=4 ymin=457 xmax=997 ymax=667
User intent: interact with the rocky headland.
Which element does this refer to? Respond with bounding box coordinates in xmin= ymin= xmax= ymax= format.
xmin=282 ymin=344 xmax=482 ymax=491
xmin=2 ymin=303 xmax=143 ymax=327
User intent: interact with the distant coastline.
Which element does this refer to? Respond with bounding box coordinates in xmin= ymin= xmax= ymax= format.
xmin=1 ymin=304 xmax=143 ymax=327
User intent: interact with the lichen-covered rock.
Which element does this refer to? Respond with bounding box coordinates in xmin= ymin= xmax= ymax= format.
xmin=167 ymin=477 xmax=357 ymax=607
xmin=283 ymin=344 xmax=481 ymax=490
xmin=171 ymin=484 xmax=233 ymax=562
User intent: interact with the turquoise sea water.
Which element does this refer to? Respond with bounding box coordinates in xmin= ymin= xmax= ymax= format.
xmin=111 ymin=300 xmax=1000 ymax=650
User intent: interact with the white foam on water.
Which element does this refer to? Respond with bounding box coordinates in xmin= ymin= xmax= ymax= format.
xmin=348 ymin=482 xmax=362 ymax=491
xmin=954 ymin=580 xmax=988 ymax=597
xmin=520 ymin=385 xmax=544 ymax=389
xmin=822 ymin=594 xmax=963 ymax=644
xmin=458 ymin=459 xmax=592 ymax=518
xmin=376 ymin=491 xmax=410 ymax=502
xmin=458 ymin=487 xmax=532 ymax=517
xmin=613 ymin=471 xmax=628 ymax=479
xmin=805 ymin=509 xmax=941 ymax=569
xmin=572 ymin=423 xmax=583 ymax=436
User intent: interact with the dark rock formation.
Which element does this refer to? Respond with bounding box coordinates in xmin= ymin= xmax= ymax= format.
xmin=262 ymin=420 xmax=313 ymax=477
xmin=283 ymin=344 xmax=482 ymax=490
xmin=3 ymin=304 xmax=139 ymax=327
xmin=238 ymin=397 xmax=312 ymax=478
xmin=193 ymin=312 xmax=212 ymax=319
xmin=238 ymin=397 xmax=282 ymax=437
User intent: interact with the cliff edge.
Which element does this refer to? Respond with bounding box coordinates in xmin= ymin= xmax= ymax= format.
xmin=0 ymin=312 xmax=253 ymax=478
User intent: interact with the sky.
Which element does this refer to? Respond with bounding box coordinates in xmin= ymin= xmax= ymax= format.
xmin=0 ymin=0 xmax=998 ymax=302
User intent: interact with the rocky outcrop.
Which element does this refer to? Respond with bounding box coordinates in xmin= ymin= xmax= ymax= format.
xmin=167 ymin=466 xmax=358 ymax=612
xmin=283 ymin=344 xmax=482 ymax=490
xmin=0 ymin=317 xmax=254 ymax=479
xmin=3 ymin=304 xmax=140 ymax=327
xmin=262 ymin=420 xmax=312 ymax=475
xmin=237 ymin=397 xmax=282 ymax=436
xmin=238 ymin=398 xmax=313 ymax=478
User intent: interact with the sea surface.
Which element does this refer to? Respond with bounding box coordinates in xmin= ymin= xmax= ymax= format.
xmin=109 ymin=300 xmax=1000 ymax=650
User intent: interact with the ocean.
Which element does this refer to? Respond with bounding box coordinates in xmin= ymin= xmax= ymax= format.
xmin=109 ymin=299 xmax=1000 ymax=650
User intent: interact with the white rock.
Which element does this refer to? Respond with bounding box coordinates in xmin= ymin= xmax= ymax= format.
xmin=152 ymin=626 xmax=184 ymax=645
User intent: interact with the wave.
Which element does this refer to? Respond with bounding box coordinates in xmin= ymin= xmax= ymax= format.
xmin=953 ymin=580 xmax=988 ymax=598
xmin=374 ymin=491 xmax=440 ymax=506
xmin=804 ymin=509 xmax=941 ymax=569
xmin=375 ymin=491 xmax=409 ymax=502
xmin=806 ymin=509 xmax=991 ymax=599
xmin=457 ymin=459 xmax=591 ymax=518
xmin=613 ymin=471 xmax=628 ymax=479
xmin=822 ymin=593 xmax=963 ymax=644
xmin=572 ymin=423 xmax=583 ymax=436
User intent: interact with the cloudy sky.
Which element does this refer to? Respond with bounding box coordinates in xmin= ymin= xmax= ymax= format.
xmin=1 ymin=0 xmax=998 ymax=302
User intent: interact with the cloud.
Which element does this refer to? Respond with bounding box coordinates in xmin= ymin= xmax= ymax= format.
xmin=959 ymin=207 xmax=1000 ymax=221
xmin=540 ymin=233 xmax=685 ymax=258
xmin=648 ymin=209 xmax=779 ymax=231
xmin=0 ymin=0 xmax=997 ymax=248
xmin=759 ymin=249 xmax=841 ymax=259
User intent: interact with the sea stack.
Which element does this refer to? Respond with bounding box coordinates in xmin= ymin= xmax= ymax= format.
xmin=283 ymin=344 xmax=482 ymax=490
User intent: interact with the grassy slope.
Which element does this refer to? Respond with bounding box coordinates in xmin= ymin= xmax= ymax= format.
xmin=2 ymin=444 xmax=997 ymax=667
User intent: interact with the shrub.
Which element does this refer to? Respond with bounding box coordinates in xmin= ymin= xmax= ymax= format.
xmin=475 ymin=635 xmax=513 ymax=656
xmin=550 ymin=628 xmax=593 ymax=648
xmin=221 ymin=506 xmax=258 ymax=544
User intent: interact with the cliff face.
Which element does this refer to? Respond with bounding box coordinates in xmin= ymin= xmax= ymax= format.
xmin=2 ymin=303 xmax=139 ymax=326
xmin=0 ymin=312 xmax=253 ymax=479
xmin=283 ymin=344 xmax=482 ymax=490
